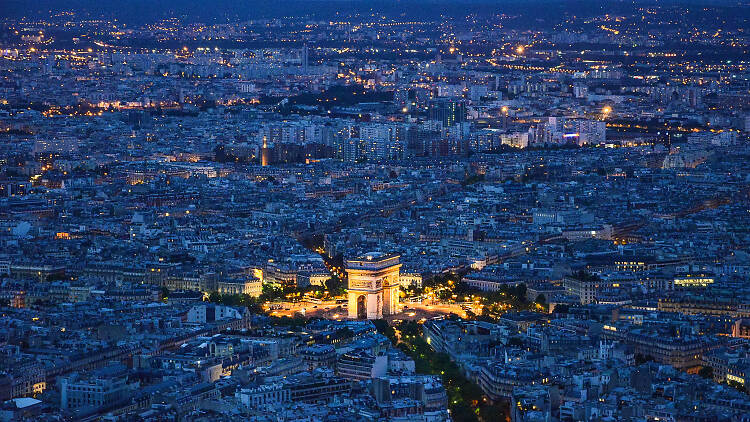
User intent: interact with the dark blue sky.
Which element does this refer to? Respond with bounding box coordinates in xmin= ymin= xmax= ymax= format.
xmin=4 ymin=0 xmax=739 ymax=22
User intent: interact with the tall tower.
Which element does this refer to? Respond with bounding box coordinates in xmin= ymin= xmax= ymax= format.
xmin=302 ymin=44 xmax=309 ymax=74
xmin=346 ymin=253 xmax=401 ymax=319
xmin=261 ymin=136 xmax=270 ymax=167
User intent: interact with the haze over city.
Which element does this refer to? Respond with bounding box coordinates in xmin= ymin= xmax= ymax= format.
xmin=0 ymin=1 xmax=749 ymax=421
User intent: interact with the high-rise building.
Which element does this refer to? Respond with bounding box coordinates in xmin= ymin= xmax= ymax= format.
xmin=302 ymin=44 xmax=309 ymax=73
xmin=346 ymin=253 xmax=401 ymax=319
xmin=573 ymin=119 xmax=606 ymax=145
xmin=341 ymin=137 xmax=362 ymax=163
xmin=428 ymin=99 xmax=466 ymax=129
xmin=261 ymin=136 xmax=270 ymax=166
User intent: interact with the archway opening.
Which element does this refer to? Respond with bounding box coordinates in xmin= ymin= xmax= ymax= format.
xmin=357 ymin=295 xmax=366 ymax=319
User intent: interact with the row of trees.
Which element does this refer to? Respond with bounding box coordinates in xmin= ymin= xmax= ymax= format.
xmin=374 ymin=319 xmax=508 ymax=422
xmin=199 ymin=276 xmax=345 ymax=312
xmin=205 ymin=291 xmax=264 ymax=314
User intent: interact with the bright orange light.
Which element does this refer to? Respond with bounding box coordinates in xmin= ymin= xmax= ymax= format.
xmin=602 ymin=106 xmax=612 ymax=114
xmin=515 ymin=45 xmax=525 ymax=54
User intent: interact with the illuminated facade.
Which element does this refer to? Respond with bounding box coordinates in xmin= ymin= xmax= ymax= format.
xmin=346 ymin=253 xmax=401 ymax=319
xmin=260 ymin=136 xmax=270 ymax=166
xmin=673 ymin=273 xmax=714 ymax=288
